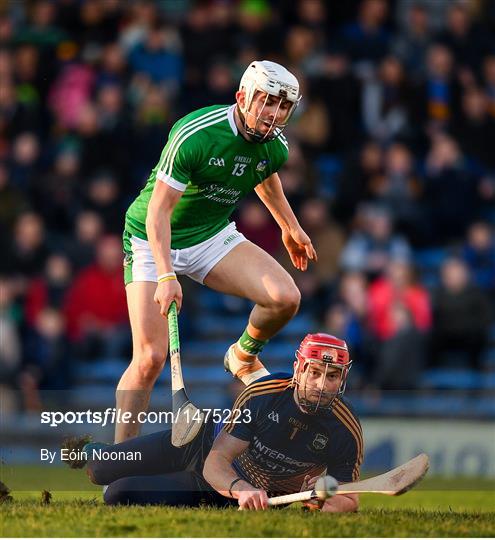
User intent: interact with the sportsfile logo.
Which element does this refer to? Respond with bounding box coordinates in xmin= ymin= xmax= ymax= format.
xmin=40 ymin=407 xmax=252 ymax=427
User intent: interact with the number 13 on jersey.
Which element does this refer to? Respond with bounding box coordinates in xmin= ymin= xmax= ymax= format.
xmin=232 ymin=163 xmax=247 ymax=176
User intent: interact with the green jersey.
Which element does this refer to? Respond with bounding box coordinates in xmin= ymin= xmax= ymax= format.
xmin=125 ymin=104 xmax=289 ymax=249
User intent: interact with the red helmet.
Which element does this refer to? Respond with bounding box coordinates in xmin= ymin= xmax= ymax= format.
xmin=293 ymin=333 xmax=352 ymax=414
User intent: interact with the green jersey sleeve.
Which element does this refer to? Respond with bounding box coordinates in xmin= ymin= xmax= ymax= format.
xmin=262 ymin=132 xmax=289 ymax=180
xmin=155 ymin=122 xmax=202 ymax=192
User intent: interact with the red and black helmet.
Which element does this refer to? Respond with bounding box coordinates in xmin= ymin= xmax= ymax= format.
xmin=293 ymin=333 xmax=352 ymax=414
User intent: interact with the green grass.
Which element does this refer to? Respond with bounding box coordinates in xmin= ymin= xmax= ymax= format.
xmin=1 ymin=466 xmax=494 ymax=537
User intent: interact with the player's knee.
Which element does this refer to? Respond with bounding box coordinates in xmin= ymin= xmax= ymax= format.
xmin=86 ymin=460 xmax=106 ymax=485
xmin=271 ymin=283 xmax=300 ymax=316
xmin=133 ymin=345 xmax=166 ymax=384
xmin=103 ymin=478 xmax=134 ymax=505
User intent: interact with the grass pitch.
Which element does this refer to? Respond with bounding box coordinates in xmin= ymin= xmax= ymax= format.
xmin=1 ymin=467 xmax=494 ymax=537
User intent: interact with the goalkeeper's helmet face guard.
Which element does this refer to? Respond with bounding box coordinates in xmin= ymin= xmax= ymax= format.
xmin=293 ymin=333 xmax=352 ymax=414
xmin=237 ymin=60 xmax=301 ymax=143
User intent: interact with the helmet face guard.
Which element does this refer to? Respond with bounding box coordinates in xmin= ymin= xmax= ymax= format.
xmin=238 ymin=60 xmax=301 ymax=143
xmin=239 ymin=90 xmax=301 ymax=143
xmin=292 ymin=333 xmax=352 ymax=415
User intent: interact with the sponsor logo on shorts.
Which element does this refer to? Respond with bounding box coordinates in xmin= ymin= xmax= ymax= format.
xmin=224 ymin=233 xmax=240 ymax=245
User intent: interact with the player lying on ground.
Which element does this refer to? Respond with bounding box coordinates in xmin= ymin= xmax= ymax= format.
xmin=82 ymin=334 xmax=362 ymax=512
xmin=117 ymin=59 xmax=317 ymax=443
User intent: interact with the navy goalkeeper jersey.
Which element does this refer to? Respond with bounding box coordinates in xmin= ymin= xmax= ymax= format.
xmin=215 ymin=373 xmax=363 ymax=496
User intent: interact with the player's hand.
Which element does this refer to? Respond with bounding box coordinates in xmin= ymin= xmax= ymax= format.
xmin=282 ymin=227 xmax=317 ymax=271
xmin=237 ymin=488 xmax=269 ymax=510
xmin=301 ymin=474 xmax=324 ymax=511
xmin=154 ymin=278 xmax=183 ymax=316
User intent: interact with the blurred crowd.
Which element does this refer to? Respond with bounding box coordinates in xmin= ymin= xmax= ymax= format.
xmin=1 ymin=0 xmax=495 ymax=409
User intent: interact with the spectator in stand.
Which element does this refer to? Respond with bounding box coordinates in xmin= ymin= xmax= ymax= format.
xmin=292 ymin=83 xmax=330 ymax=161
xmin=322 ymin=302 xmax=365 ymax=375
xmin=201 ymin=61 xmax=237 ymax=107
xmin=15 ymin=0 xmax=65 ymax=83
xmin=24 ymin=253 xmax=72 ymax=328
xmin=0 ymin=277 xmax=22 ymax=414
xmin=437 ymin=3 xmax=493 ymax=74
xmin=391 ymin=3 xmax=432 ymax=82
xmin=276 ymin=141 xmax=311 ymax=212
xmin=119 ymin=0 xmax=158 ymax=54
xmin=371 ymin=143 xmax=425 ymax=245
xmin=484 ymin=55 xmax=495 ymax=122
xmin=362 ymin=55 xmax=414 ymax=144
xmin=431 ymin=257 xmax=492 ymax=370
xmin=83 ymin=173 xmax=124 ymax=235
xmin=461 ymin=222 xmax=495 ymax=295
xmin=9 ymin=132 xmax=40 ymax=191
xmin=10 ymin=211 xmax=49 ymax=279
xmin=340 ymin=204 xmax=412 ymax=279
xmin=76 ymin=0 xmax=122 ymax=49
xmin=423 ymin=133 xmax=480 ymax=245
xmin=451 ymin=88 xmax=495 ymax=170
xmin=235 ymin=0 xmax=281 ymax=58
xmin=285 ymin=25 xmax=320 ymax=77
xmin=307 ymin=47 xmax=361 ymax=154
xmin=128 ymin=20 xmax=183 ymax=93
xmin=96 ymin=42 xmax=129 ymax=89
xmin=48 ymin=62 xmax=95 ymax=130
xmin=334 ymin=141 xmax=383 ymax=225
xmin=413 ymin=43 xmax=461 ymax=134
xmin=340 ymin=0 xmax=390 ymax=67
xmin=292 ymin=198 xmax=345 ymax=286
xmin=130 ymin=84 xmax=171 ymax=188
xmin=291 ymin=0 xmax=329 ymax=50
xmin=76 ymin=102 xmax=115 ymax=181
xmin=32 ymin=146 xmax=82 ymax=234
xmin=63 ymin=235 xmax=129 ymax=362
xmin=292 ymin=269 xmax=327 ymax=318
xmin=0 ymin=73 xmax=43 ymax=144
xmin=23 ymin=306 xmax=72 ymax=391
xmin=373 ymin=302 xmax=426 ymax=390
xmin=333 ymin=271 xmax=371 ymax=374
xmin=12 ymin=43 xmax=45 ymax=134
xmin=0 ymin=161 xmax=29 ymax=231
xmin=66 ymin=210 xmax=104 ymax=271
xmin=237 ymin=199 xmax=280 ymax=257
xmin=94 ymin=83 xmax=132 ymax=188
xmin=367 ymin=258 xmax=431 ymax=342
xmin=338 ymin=271 xmax=368 ymax=324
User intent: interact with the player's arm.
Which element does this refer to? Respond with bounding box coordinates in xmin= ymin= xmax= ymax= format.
xmin=146 ymin=181 xmax=184 ymax=313
xmin=322 ymin=492 xmax=358 ymax=512
xmin=255 ymin=173 xmax=317 ymax=271
xmin=318 ymin=413 xmax=363 ymax=513
xmin=203 ymin=430 xmax=269 ymax=510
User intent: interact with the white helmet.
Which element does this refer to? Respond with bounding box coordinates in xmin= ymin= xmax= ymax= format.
xmin=238 ymin=60 xmax=301 ymax=142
